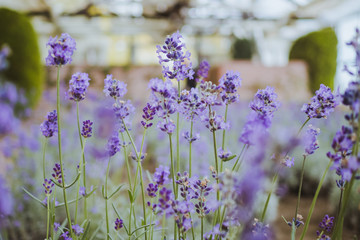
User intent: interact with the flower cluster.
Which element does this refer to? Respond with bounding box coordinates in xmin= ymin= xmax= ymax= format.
xmin=40 ymin=110 xmax=58 ymax=138
xmin=301 ymin=84 xmax=339 ymax=119
xmin=114 ymin=218 xmax=123 ymax=230
xmin=81 ymin=120 xmax=93 ymax=138
xmin=179 ymin=88 xmax=206 ymax=120
xmin=52 ymin=163 xmax=62 ymax=184
xmin=43 ymin=178 xmax=54 ymax=195
xmin=141 ymin=103 xmax=157 ymax=129
xmin=156 ymin=31 xmax=194 ymax=81
xmin=195 ymin=60 xmax=210 ymax=83
xmin=46 ymin=33 xmax=76 ymax=66
xmin=107 ymin=134 xmax=121 ymax=157
xmin=218 ymin=71 xmax=241 ymax=104
xmin=67 ymin=72 xmax=91 ymax=101
xmin=103 ymin=74 xmax=127 ymax=99
xmin=302 ymin=125 xmax=320 ymax=156
xmin=316 ymin=215 xmax=334 ymax=240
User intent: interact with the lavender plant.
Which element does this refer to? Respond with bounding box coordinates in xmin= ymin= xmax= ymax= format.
xmin=2 ymin=29 xmax=360 ymax=240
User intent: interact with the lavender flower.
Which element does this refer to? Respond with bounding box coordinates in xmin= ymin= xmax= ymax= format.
xmin=249 ymin=86 xmax=280 ymax=123
xmin=79 ymin=186 xmax=86 ymax=196
xmin=286 ymin=214 xmax=304 ymax=228
xmin=40 ymin=110 xmax=58 ymax=138
xmin=52 ymin=163 xmax=62 ymax=184
xmin=103 ymin=74 xmax=127 ymax=99
xmin=0 ymin=176 xmax=14 ymax=217
xmin=43 ymin=178 xmax=54 ymax=195
xmin=141 ymin=103 xmax=157 ymax=129
xmin=202 ymin=111 xmax=229 ymax=132
xmin=157 ymin=187 xmax=174 ymax=216
xmin=204 ymin=224 xmax=227 ymax=240
xmin=195 ymin=60 xmax=210 ymax=83
xmin=218 ymin=71 xmax=241 ymax=104
xmin=67 ymin=72 xmax=90 ymax=101
xmin=183 ymin=131 xmax=200 ymax=143
xmin=81 ymin=120 xmax=93 ymax=138
xmin=148 ymin=78 xmax=177 ymax=100
xmin=179 ymin=88 xmax=206 ymax=120
xmin=156 ymin=31 xmax=194 ymax=81
xmin=199 ymin=81 xmax=221 ymax=106
xmin=115 ymin=218 xmax=123 ymax=230
xmin=54 ymin=222 xmax=60 ymax=232
xmin=218 ymin=148 xmax=231 ymax=161
xmin=302 ymin=125 xmax=320 ymax=156
xmin=344 ymin=28 xmax=360 ymax=77
xmin=157 ymin=119 xmax=176 ymax=134
xmin=241 ymin=218 xmax=273 ymax=240
xmin=316 ymin=215 xmax=334 ymax=239
xmin=46 ymin=33 xmax=76 ymax=66
xmin=153 ymin=165 xmax=170 ymax=186
xmin=72 ymin=224 xmax=84 ymax=236
xmin=281 ymin=156 xmax=295 ymax=168
xmin=113 ymin=100 xmax=134 ymax=120
xmin=301 ymin=84 xmax=339 ymax=119
xmin=107 ymin=134 xmax=120 ymax=157
xmin=342 ymin=81 xmax=360 ymax=115
xmin=147 ymin=183 xmax=159 ymax=198
xmin=60 ymin=231 xmax=72 ymax=240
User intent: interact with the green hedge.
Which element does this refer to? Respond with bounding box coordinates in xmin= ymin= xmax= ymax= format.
xmin=231 ymin=38 xmax=253 ymax=60
xmin=0 ymin=8 xmax=44 ymax=107
xmin=289 ymin=27 xmax=337 ymax=93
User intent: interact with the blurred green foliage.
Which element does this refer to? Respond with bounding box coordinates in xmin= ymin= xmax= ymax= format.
xmin=289 ymin=27 xmax=337 ymax=93
xmin=0 ymin=8 xmax=44 ymax=107
xmin=231 ymin=38 xmax=253 ymax=60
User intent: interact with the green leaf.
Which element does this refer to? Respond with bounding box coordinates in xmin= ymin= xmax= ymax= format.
xmin=22 ymin=188 xmax=46 ymax=207
xmin=128 ymin=189 xmax=134 ymax=203
xmin=89 ymin=219 xmax=104 ymax=240
xmin=80 ymin=220 xmax=91 ymax=240
xmin=131 ymin=223 xmax=154 ymax=236
xmin=222 ymin=155 xmax=237 ymax=162
xmin=108 ymin=184 xmax=124 ymax=200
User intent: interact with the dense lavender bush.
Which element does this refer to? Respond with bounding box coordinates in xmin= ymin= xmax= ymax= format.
xmin=0 ymin=29 xmax=360 ymax=240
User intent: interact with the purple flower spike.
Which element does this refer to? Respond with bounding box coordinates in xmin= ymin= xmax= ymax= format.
xmin=156 ymin=31 xmax=194 ymax=81
xmin=302 ymin=125 xmax=320 ymax=156
xmin=157 ymin=119 xmax=176 ymax=134
xmin=43 ymin=178 xmax=54 ymax=195
xmin=115 ymin=218 xmax=123 ymax=230
xmin=301 ymin=84 xmax=339 ymax=119
xmin=196 ymin=60 xmax=210 ymax=83
xmin=60 ymin=231 xmax=72 ymax=240
xmin=81 ymin=120 xmax=93 ymax=138
xmin=40 ymin=110 xmax=58 ymax=138
xmin=153 ymin=165 xmax=170 ymax=186
xmin=141 ymin=103 xmax=157 ymax=129
xmin=107 ymin=134 xmax=120 ymax=157
xmin=46 ymin=33 xmax=76 ymax=66
xmin=282 ymin=156 xmax=295 ymax=168
xmin=52 ymin=163 xmax=62 ymax=184
xmin=218 ymin=71 xmax=242 ymax=104
xmin=249 ymin=86 xmax=280 ymax=119
xmin=68 ymin=72 xmax=91 ymax=101
xmin=72 ymin=224 xmax=84 ymax=236
xmin=147 ymin=183 xmax=159 ymax=198
xmin=316 ymin=215 xmax=334 ymax=239
xmin=103 ymin=74 xmax=127 ymax=99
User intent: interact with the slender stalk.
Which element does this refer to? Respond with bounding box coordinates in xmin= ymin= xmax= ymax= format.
xmin=121 ymin=133 xmax=132 ymax=189
xmin=336 ymin=188 xmax=344 ymax=218
xmin=74 ymin=138 xmax=86 ymax=224
xmin=105 ymin=157 xmax=111 ymax=240
xmin=292 ymin=156 xmax=307 ymax=237
xmin=56 ymin=65 xmax=73 ymax=236
xmin=46 ymin=196 xmax=50 ymax=240
xmin=76 ymin=102 xmax=88 ymax=219
xmin=168 ymin=134 xmax=177 ymax=199
xmin=220 ymin=104 xmax=229 ymax=172
xmin=212 ymin=130 xmax=220 ymax=225
xmin=297 ymin=118 xmax=310 ymax=136
xmin=51 ymin=190 xmax=56 ymax=240
xmin=122 ymin=120 xmax=147 ymax=240
xmin=129 ymin=203 xmax=133 ymax=240
xmin=161 ymin=213 xmax=166 ymax=240
xmin=231 ymin=144 xmax=246 ymax=171
xmin=299 ymin=160 xmax=332 ymax=240
xmin=260 ymin=172 xmax=278 ymax=222
xmin=42 ymin=138 xmax=48 ymax=181
xmin=201 ymin=217 xmax=204 ymax=240
xmin=176 ymin=80 xmax=181 ymax=198
xmin=189 ymin=120 xmax=193 ymax=177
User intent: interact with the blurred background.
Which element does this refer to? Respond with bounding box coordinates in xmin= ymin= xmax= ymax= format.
xmin=0 ymin=0 xmax=360 ymax=239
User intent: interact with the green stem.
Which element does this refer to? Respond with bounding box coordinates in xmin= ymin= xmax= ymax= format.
xmin=56 ymin=65 xmax=73 ymax=237
xmin=129 ymin=203 xmax=133 ymax=240
xmin=231 ymin=144 xmax=246 ymax=172
xmin=161 ymin=213 xmax=166 ymax=240
xmin=212 ymin=130 xmax=220 ymax=225
xmin=51 ymin=190 xmax=56 ymax=240
xmin=189 ymin=120 xmax=193 ymax=178
xmin=297 ymin=118 xmax=310 ymax=136
xmin=176 ymin=80 xmax=181 ymax=197
xmin=292 ymin=156 xmax=307 ymax=238
xmin=105 ymin=157 xmax=111 ymax=240
xmin=42 ymin=138 xmax=48 ymax=181
xmin=46 ymin=195 xmax=50 ymax=240
xmin=299 ymin=159 xmax=332 ymax=240
xmin=201 ymin=217 xmax=204 ymax=240
xmin=74 ymin=138 xmax=86 ymax=224
xmin=260 ymin=172 xmax=278 ymax=222
xmin=122 ymin=120 xmax=147 ymax=240
xmin=220 ymin=104 xmax=229 ymax=172
xmin=168 ymin=134 xmax=177 ymax=199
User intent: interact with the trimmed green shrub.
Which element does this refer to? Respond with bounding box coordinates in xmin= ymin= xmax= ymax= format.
xmin=289 ymin=27 xmax=337 ymax=93
xmin=231 ymin=38 xmax=253 ymax=60
xmin=0 ymin=8 xmax=44 ymax=107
